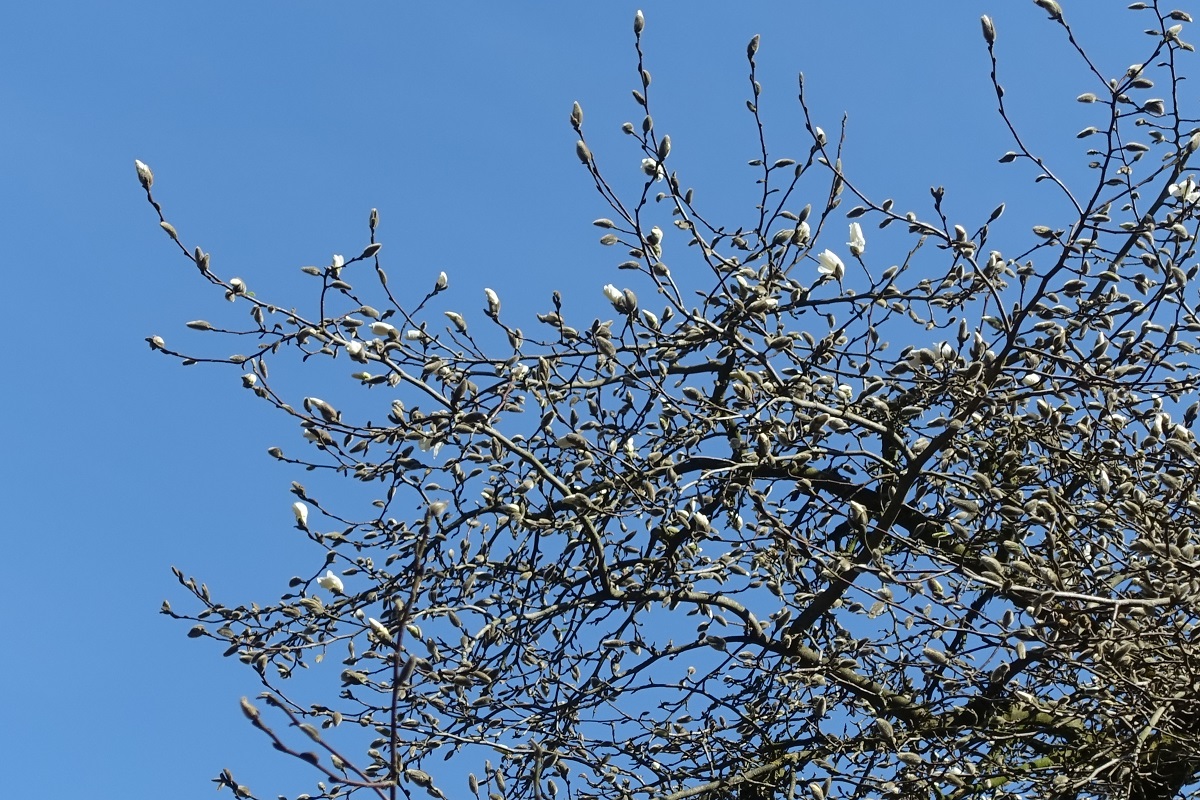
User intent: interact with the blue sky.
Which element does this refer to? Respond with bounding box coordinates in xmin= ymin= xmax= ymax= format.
xmin=0 ymin=2 xmax=1155 ymax=797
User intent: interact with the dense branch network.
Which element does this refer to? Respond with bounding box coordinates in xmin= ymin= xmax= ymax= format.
xmin=141 ymin=3 xmax=1200 ymax=800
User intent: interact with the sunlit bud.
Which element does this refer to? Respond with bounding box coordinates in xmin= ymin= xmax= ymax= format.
xmin=642 ymin=309 xmax=660 ymax=329
xmin=242 ymin=374 xmax=258 ymax=389
xmin=304 ymin=397 xmax=340 ymax=423
xmin=370 ymin=321 xmax=398 ymax=338
xmin=293 ymin=502 xmax=309 ymax=528
xmin=435 ymin=271 xmax=449 ymax=291
xmin=148 ymin=335 xmax=166 ymax=350
xmin=445 ymin=311 xmax=468 ymax=333
xmin=1034 ymin=0 xmax=1062 ymax=19
xmin=657 ymin=135 xmax=671 ymax=160
xmin=647 ymin=226 xmax=663 ymax=245
xmin=229 ymin=278 xmax=246 ymax=293
xmin=814 ymin=127 xmax=827 ymax=145
xmin=634 ymin=9 xmax=644 ymax=33
xmin=239 ymin=697 xmax=259 ymax=721
xmin=429 ymin=500 xmax=449 ymax=517
xmin=317 ymin=570 xmax=344 ymax=594
xmin=359 ymin=242 xmax=382 ymax=260
xmin=603 ymin=284 xmax=624 ymax=305
xmin=331 ymin=254 xmax=345 ymax=270
xmin=847 ymin=222 xmax=866 ymax=256
xmin=571 ymin=101 xmax=583 ymax=128
xmin=816 ymin=249 xmax=845 ymax=280
xmin=367 ymin=618 xmax=393 ymax=643
xmin=980 ymin=15 xmax=996 ymax=45
xmin=405 ymin=329 xmax=429 ymax=342
xmin=1020 ymin=373 xmax=1042 ymax=387
xmin=484 ymin=288 xmax=501 ymax=316
xmin=134 ymin=159 xmax=154 ymax=189
xmin=576 ymin=140 xmax=593 ymax=165
xmin=511 ymin=363 xmax=529 ymax=381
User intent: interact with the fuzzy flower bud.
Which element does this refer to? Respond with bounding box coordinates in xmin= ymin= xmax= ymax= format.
xmin=134 ymin=159 xmax=154 ymax=189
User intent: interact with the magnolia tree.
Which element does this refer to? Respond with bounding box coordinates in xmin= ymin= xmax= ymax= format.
xmin=140 ymin=3 xmax=1200 ymax=799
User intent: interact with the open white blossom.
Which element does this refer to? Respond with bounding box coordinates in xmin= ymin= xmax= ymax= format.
xmin=816 ymin=249 xmax=845 ymax=280
xmin=317 ymin=570 xmax=344 ymax=594
xmin=1169 ymin=177 xmax=1200 ymax=204
xmin=292 ymin=502 xmax=309 ymax=528
xmin=848 ymin=222 xmax=866 ymax=256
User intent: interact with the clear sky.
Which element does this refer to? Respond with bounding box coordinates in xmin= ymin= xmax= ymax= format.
xmin=0 ymin=1 xmax=1156 ymax=797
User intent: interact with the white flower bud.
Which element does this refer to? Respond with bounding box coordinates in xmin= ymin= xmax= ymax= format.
xmin=134 ymin=159 xmax=154 ymax=189
xmin=317 ymin=570 xmax=344 ymax=594
xmin=367 ymin=617 xmax=393 ymax=643
xmin=847 ymin=222 xmax=866 ymax=256
xmin=292 ymin=502 xmax=309 ymax=528
xmin=370 ymin=322 xmax=398 ymax=338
